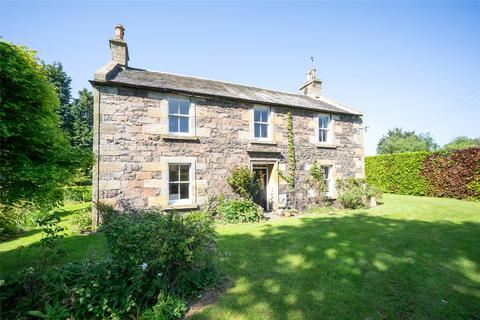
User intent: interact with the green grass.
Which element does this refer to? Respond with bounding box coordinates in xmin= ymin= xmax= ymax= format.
xmin=1 ymin=195 xmax=479 ymax=319
xmin=0 ymin=202 xmax=106 ymax=279
xmin=194 ymin=194 xmax=480 ymax=319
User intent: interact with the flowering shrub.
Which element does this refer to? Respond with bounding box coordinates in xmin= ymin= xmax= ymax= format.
xmin=217 ymin=199 xmax=262 ymax=223
xmin=0 ymin=208 xmax=218 ymax=319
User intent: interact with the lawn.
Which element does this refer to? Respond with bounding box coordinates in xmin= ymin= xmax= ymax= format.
xmin=1 ymin=194 xmax=479 ymax=319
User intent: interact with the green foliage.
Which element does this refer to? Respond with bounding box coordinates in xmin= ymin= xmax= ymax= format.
xmin=28 ymin=301 xmax=69 ymax=319
xmin=277 ymin=110 xmax=297 ymax=208
xmin=336 ymin=178 xmax=381 ymax=209
xmin=443 ymin=136 xmax=480 ymax=151
xmin=377 ymin=127 xmax=438 ymax=154
xmin=0 ymin=209 xmax=218 ymax=319
xmin=43 ymin=61 xmax=72 ymax=132
xmin=227 ymin=166 xmax=259 ymax=198
xmin=309 ymin=161 xmax=328 ymax=205
xmin=37 ymin=212 xmax=66 ymax=272
xmin=0 ymin=40 xmax=89 ymax=213
xmin=365 ymin=152 xmax=430 ymax=195
xmin=64 ymin=186 xmax=92 ymax=202
xmin=366 ymin=149 xmax=480 ymax=200
xmin=71 ymin=207 xmax=93 ymax=234
xmin=217 ymin=199 xmax=262 ymax=223
xmin=69 ymin=89 xmax=94 ymax=149
xmin=141 ymin=292 xmax=187 ymax=320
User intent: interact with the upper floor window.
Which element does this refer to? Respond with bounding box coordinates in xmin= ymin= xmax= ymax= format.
xmin=168 ymin=97 xmax=190 ymax=133
xmin=168 ymin=164 xmax=190 ymax=202
xmin=254 ymin=107 xmax=270 ymax=139
xmin=318 ymin=114 xmax=330 ymax=143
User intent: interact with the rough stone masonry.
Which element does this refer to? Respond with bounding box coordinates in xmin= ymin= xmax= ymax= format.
xmin=90 ymin=25 xmax=364 ymax=225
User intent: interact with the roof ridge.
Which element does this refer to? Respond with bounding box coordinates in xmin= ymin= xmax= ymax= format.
xmin=136 ymin=67 xmax=305 ymax=98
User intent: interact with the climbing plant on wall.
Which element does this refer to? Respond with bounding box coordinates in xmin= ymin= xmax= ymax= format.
xmin=278 ymin=110 xmax=297 ymax=208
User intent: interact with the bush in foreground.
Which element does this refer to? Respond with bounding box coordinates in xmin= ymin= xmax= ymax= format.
xmin=0 ymin=209 xmax=218 ymax=319
xmin=336 ymin=178 xmax=381 ymax=209
xmin=217 ymin=199 xmax=262 ymax=223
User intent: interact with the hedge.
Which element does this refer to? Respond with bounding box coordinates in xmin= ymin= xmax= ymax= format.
xmin=365 ymin=148 xmax=480 ymax=200
xmin=365 ymin=152 xmax=430 ymax=195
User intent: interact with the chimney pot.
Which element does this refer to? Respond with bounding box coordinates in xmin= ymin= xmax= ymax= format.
xmin=114 ymin=24 xmax=125 ymax=40
xmin=109 ymin=24 xmax=129 ymax=66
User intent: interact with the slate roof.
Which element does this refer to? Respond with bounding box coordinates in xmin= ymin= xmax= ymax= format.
xmin=102 ymin=67 xmax=362 ymax=116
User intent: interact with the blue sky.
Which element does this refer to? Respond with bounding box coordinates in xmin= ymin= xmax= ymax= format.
xmin=1 ymin=1 xmax=479 ymax=155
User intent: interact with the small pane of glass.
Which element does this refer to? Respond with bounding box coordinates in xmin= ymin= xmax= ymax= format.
xmin=254 ymin=123 xmax=261 ymax=138
xmin=179 ymin=183 xmax=189 ymax=199
xmin=169 ymin=116 xmax=178 ymax=133
xmin=179 ymin=100 xmax=190 ymax=115
xmin=319 ymin=115 xmax=330 ymax=129
xmin=260 ymin=124 xmax=268 ymax=138
xmin=169 ymin=183 xmax=179 ymax=200
xmin=254 ymin=109 xmax=261 ymax=122
xmin=168 ymin=99 xmax=179 ymax=114
xmin=169 ymin=165 xmax=178 ymax=182
xmin=179 ymin=117 xmax=189 ymax=133
xmin=179 ymin=165 xmax=189 ymax=181
xmin=319 ymin=129 xmax=328 ymax=142
xmin=260 ymin=110 xmax=268 ymax=122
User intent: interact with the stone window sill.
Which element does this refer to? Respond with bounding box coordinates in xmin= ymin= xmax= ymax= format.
xmin=164 ymin=203 xmax=199 ymax=211
xmin=161 ymin=134 xmax=199 ymax=142
xmin=250 ymin=140 xmax=277 ymax=146
xmin=315 ymin=143 xmax=338 ymax=149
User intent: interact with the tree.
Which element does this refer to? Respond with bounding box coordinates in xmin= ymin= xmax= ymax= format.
xmin=443 ymin=136 xmax=480 ymax=151
xmin=44 ymin=62 xmax=72 ymax=132
xmin=69 ymin=89 xmax=94 ymax=148
xmin=377 ymin=128 xmax=438 ymax=155
xmin=0 ymin=40 xmax=86 ymax=211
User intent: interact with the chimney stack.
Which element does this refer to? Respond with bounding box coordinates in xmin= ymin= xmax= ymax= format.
xmin=109 ymin=24 xmax=129 ymax=66
xmin=299 ymin=69 xmax=322 ymax=99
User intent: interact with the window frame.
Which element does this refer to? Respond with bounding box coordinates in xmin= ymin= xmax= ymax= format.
xmin=321 ymin=165 xmax=334 ymax=196
xmin=318 ymin=114 xmax=331 ymax=143
xmin=168 ymin=163 xmax=192 ymax=204
xmin=168 ymin=96 xmax=192 ymax=136
xmin=253 ymin=106 xmax=271 ymax=140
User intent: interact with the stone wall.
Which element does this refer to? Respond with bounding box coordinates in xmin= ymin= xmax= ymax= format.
xmin=92 ymin=85 xmax=363 ymax=223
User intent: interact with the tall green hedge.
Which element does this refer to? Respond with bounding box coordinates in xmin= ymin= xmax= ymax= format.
xmin=365 ymin=152 xmax=431 ymax=195
xmin=365 ymin=148 xmax=480 ymax=200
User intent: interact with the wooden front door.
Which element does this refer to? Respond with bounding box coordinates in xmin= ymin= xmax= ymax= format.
xmin=253 ymin=166 xmax=268 ymax=210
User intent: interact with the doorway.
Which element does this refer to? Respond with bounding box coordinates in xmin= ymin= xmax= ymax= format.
xmin=252 ymin=165 xmax=269 ymax=211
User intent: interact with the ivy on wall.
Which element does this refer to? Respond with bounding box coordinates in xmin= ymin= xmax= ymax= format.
xmin=278 ymin=110 xmax=297 ymax=208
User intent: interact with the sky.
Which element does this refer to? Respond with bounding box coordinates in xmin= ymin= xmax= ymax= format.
xmin=1 ymin=1 xmax=479 ymax=155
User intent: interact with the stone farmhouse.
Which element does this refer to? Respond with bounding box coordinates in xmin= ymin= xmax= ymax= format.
xmin=90 ymin=25 xmax=364 ymax=225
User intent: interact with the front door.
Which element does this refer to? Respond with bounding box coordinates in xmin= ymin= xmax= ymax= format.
xmin=253 ymin=167 xmax=268 ymax=210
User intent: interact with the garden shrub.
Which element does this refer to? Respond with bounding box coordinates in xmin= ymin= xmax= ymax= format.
xmin=217 ymin=199 xmax=262 ymax=223
xmin=365 ymin=152 xmax=430 ymax=195
xmin=227 ymin=165 xmax=259 ymax=198
xmin=0 ymin=209 xmax=218 ymax=319
xmin=141 ymin=292 xmax=187 ymax=320
xmin=71 ymin=207 xmax=93 ymax=234
xmin=309 ymin=160 xmax=328 ymax=205
xmin=336 ymin=178 xmax=381 ymax=209
xmin=64 ymin=185 xmax=92 ymax=202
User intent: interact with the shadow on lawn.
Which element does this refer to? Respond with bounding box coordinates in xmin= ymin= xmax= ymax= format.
xmin=195 ymin=214 xmax=480 ymax=319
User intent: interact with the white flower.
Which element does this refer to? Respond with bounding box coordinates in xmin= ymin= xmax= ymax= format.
xmin=140 ymin=262 xmax=148 ymax=271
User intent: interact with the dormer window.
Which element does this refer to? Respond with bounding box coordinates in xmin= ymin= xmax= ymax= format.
xmin=168 ymin=97 xmax=190 ymax=134
xmin=254 ymin=107 xmax=270 ymax=139
xmin=318 ymin=114 xmax=330 ymax=143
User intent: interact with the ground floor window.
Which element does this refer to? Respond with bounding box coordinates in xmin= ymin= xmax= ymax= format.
xmin=168 ymin=164 xmax=190 ymax=201
xmin=321 ymin=165 xmax=332 ymax=194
